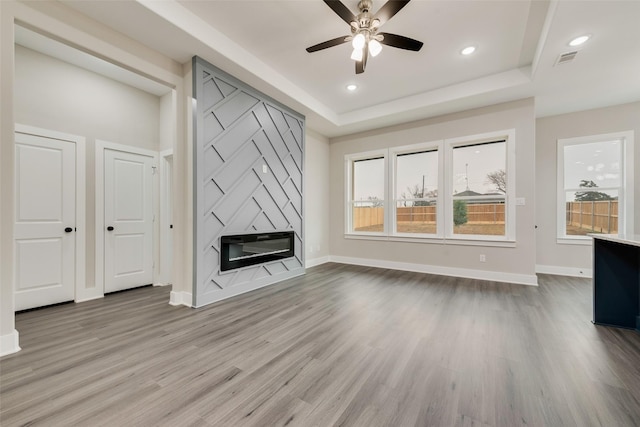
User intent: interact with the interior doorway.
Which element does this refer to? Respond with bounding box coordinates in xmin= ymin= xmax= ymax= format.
xmin=160 ymin=151 xmax=174 ymax=285
xmin=13 ymin=25 xmax=175 ymax=308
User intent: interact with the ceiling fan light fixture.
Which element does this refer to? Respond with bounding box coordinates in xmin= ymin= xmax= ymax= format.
xmin=306 ymin=0 xmax=424 ymax=74
xmin=352 ymin=33 xmax=366 ymax=49
xmin=368 ymin=39 xmax=382 ymax=57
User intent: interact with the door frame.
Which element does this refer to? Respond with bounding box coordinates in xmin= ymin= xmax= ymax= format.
xmin=95 ymin=140 xmax=159 ymax=294
xmin=14 ymin=124 xmax=87 ymax=303
xmin=159 ymin=149 xmax=173 ymax=286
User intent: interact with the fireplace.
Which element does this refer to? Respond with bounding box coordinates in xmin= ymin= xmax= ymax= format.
xmin=220 ymin=231 xmax=295 ymax=272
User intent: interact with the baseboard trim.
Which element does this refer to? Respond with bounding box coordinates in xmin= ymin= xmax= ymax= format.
xmin=75 ymin=294 xmax=104 ymax=303
xmin=536 ymin=264 xmax=593 ymax=278
xmin=153 ymin=282 xmax=172 ymax=287
xmin=76 ymin=285 xmax=103 ymax=303
xmin=330 ymin=255 xmax=538 ymax=286
xmin=169 ymin=291 xmax=193 ymax=307
xmin=194 ymin=270 xmax=305 ymax=308
xmin=306 ymin=256 xmax=330 ymax=268
xmin=0 ymin=330 xmax=21 ymax=357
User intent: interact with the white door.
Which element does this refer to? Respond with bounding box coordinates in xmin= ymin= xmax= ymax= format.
xmin=104 ymin=149 xmax=154 ymax=293
xmin=14 ymin=133 xmax=76 ymax=310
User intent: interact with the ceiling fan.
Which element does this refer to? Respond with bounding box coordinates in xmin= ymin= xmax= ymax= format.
xmin=306 ymin=0 xmax=424 ymax=74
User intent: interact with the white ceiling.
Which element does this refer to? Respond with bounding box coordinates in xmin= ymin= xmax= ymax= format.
xmin=52 ymin=0 xmax=640 ymax=137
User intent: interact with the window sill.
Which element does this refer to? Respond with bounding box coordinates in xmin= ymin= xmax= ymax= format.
xmin=345 ymin=233 xmax=516 ymax=248
xmin=556 ymin=237 xmax=592 ymax=246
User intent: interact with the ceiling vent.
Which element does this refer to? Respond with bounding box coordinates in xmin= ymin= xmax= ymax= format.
xmin=555 ymin=51 xmax=578 ymax=66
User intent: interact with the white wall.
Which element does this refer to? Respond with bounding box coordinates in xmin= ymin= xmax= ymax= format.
xmin=1 ymin=0 xmax=186 ymax=356
xmin=535 ymin=101 xmax=640 ymax=275
xmin=328 ymin=98 xmax=537 ymax=284
xmin=15 ymin=46 xmax=161 ymax=150
xmin=14 ymin=44 xmax=163 ymax=177
xmin=14 ymin=44 xmax=161 ymax=295
xmin=305 ymin=129 xmax=331 ymax=265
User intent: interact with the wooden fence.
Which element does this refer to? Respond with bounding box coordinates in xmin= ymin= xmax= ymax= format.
xmin=353 ymin=206 xmax=385 ymax=229
xmin=566 ymin=200 xmax=618 ymax=234
xmin=353 ymin=203 xmax=505 ymax=230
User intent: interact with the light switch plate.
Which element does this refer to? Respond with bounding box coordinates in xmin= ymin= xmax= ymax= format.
xmin=516 ymin=197 xmax=525 ymax=206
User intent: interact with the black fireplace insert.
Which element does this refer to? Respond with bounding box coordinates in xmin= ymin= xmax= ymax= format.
xmin=220 ymin=231 xmax=295 ymax=272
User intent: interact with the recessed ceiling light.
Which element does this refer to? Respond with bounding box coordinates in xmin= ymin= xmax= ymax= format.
xmin=461 ymin=46 xmax=476 ymax=55
xmin=346 ymin=84 xmax=357 ymax=91
xmin=569 ymin=35 xmax=590 ymax=46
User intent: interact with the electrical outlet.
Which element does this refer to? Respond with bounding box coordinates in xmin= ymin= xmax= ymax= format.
xmin=479 ymin=254 xmax=486 ymax=262
xmin=262 ymin=164 xmax=268 ymax=174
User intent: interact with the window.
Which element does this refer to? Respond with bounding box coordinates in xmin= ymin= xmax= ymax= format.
xmin=346 ymin=152 xmax=387 ymax=234
xmin=345 ymin=129 xmax=516 ymax=244
xmin=557 ymin=131 xmax=634 ymax=243
xmin=450 ymin=140 xmax=506 ymax=237
xmin=393 ymin=146 xmax=440 ymax=236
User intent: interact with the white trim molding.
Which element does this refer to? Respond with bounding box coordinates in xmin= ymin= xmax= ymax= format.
xmin=169 ymin=291 xmax=193 ymax=307
xmin=95 ymin=140 xmax=159 ymax=296
xmin=14 ymin=124 xmax=91 ymax=303
xmin=159 ymin=149 xmax=173 ymax=286
xmin=306 ymin=256 xmax=330 ymax=268
xmin=344 ymin=129 xmax=517 ymax=243
xmin=556 ymin=130 xmax=634 ymax=241
xmin=330 ymin=255 xmax=538 ymax=286
xmin=75 ymin=295 xmax=104 ymax=304
xmin=344 ymin=148 xmax=388 ymax=235
xmin=536 ymin=264 xmax=593 ymax=278
xmin=0 ymin=330 xmax=21 ymax=357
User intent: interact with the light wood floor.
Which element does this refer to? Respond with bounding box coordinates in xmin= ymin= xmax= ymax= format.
xmin=2 ymin=263 xmax=640 ymax=426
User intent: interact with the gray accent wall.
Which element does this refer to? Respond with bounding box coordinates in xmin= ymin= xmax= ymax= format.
xmin=192 ymin=57 xmax=305 ymax=307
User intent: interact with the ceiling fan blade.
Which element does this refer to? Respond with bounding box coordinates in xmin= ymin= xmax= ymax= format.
xmin=306 ymin=36 xmax=350 ymax=53
xmin=373 ymin=0 xmax=411 ymax=26
xmin=323 ymin=0 xmax=356 ymax=25
xmin=379 ymin=32 xmax=423 ymax=51
xmin=355 ymin=46 xmax=369 ymax=74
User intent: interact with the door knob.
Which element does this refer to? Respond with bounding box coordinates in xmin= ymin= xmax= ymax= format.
xmin=107 ymin=226 xmax=114 ymax=231
xmin=64 ymin=227 xmax=73 ymax=233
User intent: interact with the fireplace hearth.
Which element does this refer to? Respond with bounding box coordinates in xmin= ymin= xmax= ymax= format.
xmin=220 ymin=231 xmax=295 ymax=272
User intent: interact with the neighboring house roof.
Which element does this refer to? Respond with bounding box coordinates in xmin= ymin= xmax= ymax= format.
xmin=454 ymin=190 xmax=506 ymax=204
xmin=454 ymin=190 xmax=483 ymax=197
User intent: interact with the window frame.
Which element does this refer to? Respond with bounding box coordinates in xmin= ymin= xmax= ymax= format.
xmin=556 ymin=131 xmax=635 ymax=245
xmin=444 ymin=129 xmax=516 ymax=242
xmin=390 ymin=141 xmax=444 ymax=238
xmin=344 ymin=129 xmax=517 ymax=246
xmin=344 ymin=149 xmax=388 ymax=236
